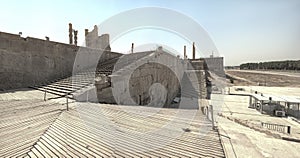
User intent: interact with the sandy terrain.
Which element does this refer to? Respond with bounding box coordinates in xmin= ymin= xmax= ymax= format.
xmin=214 ymin=92 xmax=300 ymax=158
xmin=226 ymin=70 xmax=300 ymax=87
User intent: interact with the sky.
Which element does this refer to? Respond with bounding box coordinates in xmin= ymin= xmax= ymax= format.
xmin=1 ymin=0 xmax=299 ymax=66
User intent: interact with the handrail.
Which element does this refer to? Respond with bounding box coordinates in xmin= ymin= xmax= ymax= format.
xmin=217 ymin=126 xmax=238 ymax=158
xmin=203 ymin=105 xmax=216 ymax=130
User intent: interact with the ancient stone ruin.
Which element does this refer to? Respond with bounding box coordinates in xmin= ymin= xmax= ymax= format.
xmin=0 ymin=23 xmax=224 ymax=109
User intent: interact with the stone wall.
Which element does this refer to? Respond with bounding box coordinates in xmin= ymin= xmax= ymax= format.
xmin=95 ymin=50 xmax=208 ymax=109
xmin=96 ymin=51 xmax=183 ymax=107
xmin=201 ymin=57 xmax=224 ymax=76
xmin=0 ymin=31 xmax=121 ymax=90
xmin=188 ymin=59 xmax=205 ymax=70
xmin=129 ymin=62 xmax=180 ymax=108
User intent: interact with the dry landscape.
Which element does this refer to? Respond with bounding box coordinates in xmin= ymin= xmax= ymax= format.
xmin=226 ymin=70 xmax=300 ymax=87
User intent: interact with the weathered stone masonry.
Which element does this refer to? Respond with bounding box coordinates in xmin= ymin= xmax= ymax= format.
xmin=0 ymin=31 xmax=120 ymax=90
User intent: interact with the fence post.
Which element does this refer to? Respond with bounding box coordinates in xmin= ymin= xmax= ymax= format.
xmin=204 ymin=106 xmax=208 ymax=119
xmin=260 ymin=101 xmax=263 ymax=114
xmin=249 ymin=96 xmax=252 ymax=108
xmin=210 ymin=105 xmax=215 ymax=130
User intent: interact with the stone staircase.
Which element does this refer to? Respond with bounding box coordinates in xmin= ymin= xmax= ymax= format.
xmin=112 ymin=51 xmax=154 ymax=72
xmin=29 ymin=71 xmax=95 ymax=99
xmin=30 ymin=51 xmax=209 ymax=107
xmin=29 ymin=55 xmax=124 ymax=100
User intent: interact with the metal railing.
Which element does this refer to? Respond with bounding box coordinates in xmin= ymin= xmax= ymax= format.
xmin=218 ymin=127 xmax=238 ymax=158
xmin=44 ymin=88 xmax=71 ymax=111
xmin=203 ymin=105 xmax=216 ymax=130
xmin=261 ymin=122 xmax=291 ymax=134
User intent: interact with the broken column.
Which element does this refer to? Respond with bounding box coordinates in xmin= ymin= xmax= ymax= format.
xmin=192 ymin=42 xmax=195 ymax=59
xmin=69 ymin=23 xmax=73 ymax=44
xmin=131 ymin=43 xmax=134 ymax=53
xmin=85 ymin=25 xmax=99 ymax=48
xmin=93 ymin=25 xmax=98 ymax=36
xmin=74 ymin=30 xmax=78 ymax=46
xmin=99 ymin=34 xmax=111 ymax=51
xmin=85 ymin=29 xmax=89 ymax=36
xmin=85 ymin=29 xmax=89 ymax=47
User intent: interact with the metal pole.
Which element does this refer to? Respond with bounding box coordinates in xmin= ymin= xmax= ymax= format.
xmin=249 ymin=96 xmax=252 ymax=108
xmin=66 ymin=95 xmax=69 ymax=111
xmin=287 ymin=126 xmax=291 ymax=134
xmin=205 ymin=106 xmax=209 ymax=119
xmin=210 ymin=105 xmax=215 ymax=130
xmin=260 ymin=100 xmax=263 ymax=114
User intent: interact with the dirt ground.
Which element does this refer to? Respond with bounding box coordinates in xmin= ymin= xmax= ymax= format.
xmin=226 ymin=70 xmax=300 ymax=87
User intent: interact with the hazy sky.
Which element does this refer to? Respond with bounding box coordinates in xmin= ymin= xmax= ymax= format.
xmin=1 ymin=0 xmax=299 ymax=66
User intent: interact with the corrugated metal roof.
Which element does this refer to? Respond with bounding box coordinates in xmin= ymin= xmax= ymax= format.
xmin=251 ymin=93 xmax=270 ymax=101
xmin=263 ymin=94 xmax=287 ymax=102
xmin=280 ymin=96 xmax=300 ymax=104
xmin=1 ymin=100 xmax=225 ymax=157
xmin=0 ymin=100 xmax=64 ymax=157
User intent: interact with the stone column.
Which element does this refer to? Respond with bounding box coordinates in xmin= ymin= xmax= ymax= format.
xmin=85 ymin=29 xmax=89 ymax=36
xmin=74 ymin=30 xmax=78 ymax=46
xmin=184 ymin=45 xmax=186 ymax=59
xmin=131 ymin=43 xmax=134 ymax=53
xmin=192 ymin=42 xmax=195 ymax=59
xmin=85 ymin=29 xmax=89 ymax=47
xmin=69 ymin=23 xmax=73 ymax=44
